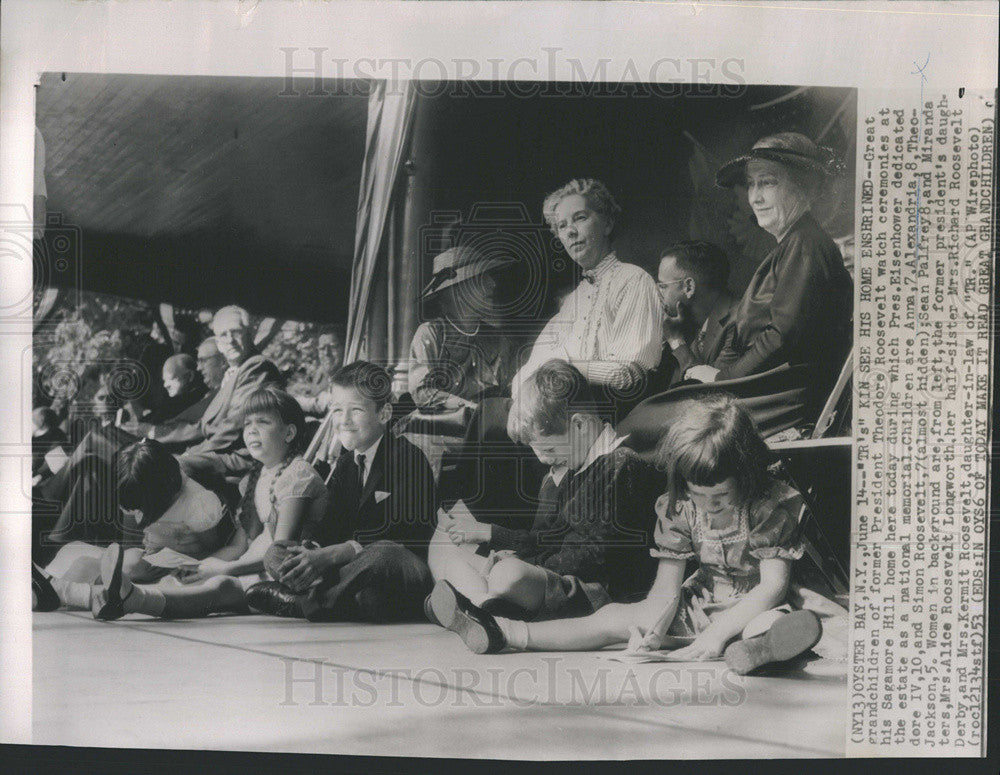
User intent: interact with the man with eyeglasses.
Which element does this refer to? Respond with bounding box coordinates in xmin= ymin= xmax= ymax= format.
xmin=163 ymin=305 xmax=282 ymax=487
xmin=195 ymin=337 xmax=229 ymax=391
xmin=655 ymin=241 xmax=736 ymax=386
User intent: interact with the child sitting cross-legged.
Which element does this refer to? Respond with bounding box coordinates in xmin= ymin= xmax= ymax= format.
xmin=429 ymin=393 xmax=848 ymax=674
xmin=427 ymin=358 xmax=663 ymax=631
xmin=244 ymin=360 xmax=438 ymax=623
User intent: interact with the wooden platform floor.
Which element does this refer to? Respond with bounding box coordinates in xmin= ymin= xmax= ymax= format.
xmin=33 ymin=611 xmax=847 ymax=759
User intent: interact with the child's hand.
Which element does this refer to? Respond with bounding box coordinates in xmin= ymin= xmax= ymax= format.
xmin=177 ymin=556 xmax=230 ymax=584
xmin=483 ymin=550 xmax=516 ymax=572
xmin=626 ymin=595 xmax=680 ymax=652
xmin=278 ymin=545 xmax=335 ymax=592
xmin=685 ymin=365 xmax=720 ymax=383
xmin=665 ymin=633 xmax=728 ymax=662
xmin=627 ymin=625 xmax=662 ymax=652
xmin=439 ymin=511 xmax=491 ymax=546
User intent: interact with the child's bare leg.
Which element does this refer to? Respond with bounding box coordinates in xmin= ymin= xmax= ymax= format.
xmin=516 ymin=599 xmax=660 ymax=651
xmin=97 ymin=573 xmax=249 ymax=619
xmin=62 ymin=548 xmax=145 ymax=583
xmin=428 ymin=527 xmax=490 ymax=604
xmin=45 ymin=541 xmax=104 ymax=578
xmin=119 ymin=548 xmax=147 ymax=580
xmin=484 ymin=558 xmax=548 ymax=613
xmin=159 ymin=576 xmax=249 ymax=618
xmin=62 ymin=556 xmax=101 ymax=582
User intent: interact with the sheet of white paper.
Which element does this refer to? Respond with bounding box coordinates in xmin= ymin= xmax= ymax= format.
xmin=142 ymin=548 xmax=200 ymax=569
xmin=42 ymin=446 xmax=68 ymax=474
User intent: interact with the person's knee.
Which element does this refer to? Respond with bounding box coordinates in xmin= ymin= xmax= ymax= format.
xmin=64 ymin=556 xmax=101 ymax=583
xmin=363 ymin=541 xmax=430 ymax=580
xmin=486 ymin=558 xmax=536 ymax=599
xmin=51 ymin=541 xmax=90 ymax=565
xmin=209 ymin=575 xmax=243 ymax=597
xmin=47 ymin=541 xmax=100 ymax=577
xmin=357 ymin=540 xmax=430 ymax=585
xmin=347 ymin=543 xmax=431 ymax=623
xmin=361 ymin=540 xmax=412 ymax=565
xmin=428 ymin=530 xmax=475 ymax=578
xmin=121 ymin=548 xmax=144 ymax=575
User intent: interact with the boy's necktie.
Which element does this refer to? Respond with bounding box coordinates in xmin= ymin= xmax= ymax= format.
xmin=355 ymin=453 xmax=366 ymax=493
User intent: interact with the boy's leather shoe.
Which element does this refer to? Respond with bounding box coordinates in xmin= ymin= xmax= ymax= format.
xmin=246 ymin=581 xmax=305 ymax=619
xmin=32 ymin=562 xmax=61 ymax=612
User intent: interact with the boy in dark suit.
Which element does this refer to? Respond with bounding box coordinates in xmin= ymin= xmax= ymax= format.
xmin=247 ymin=361 xmax=437 ymax=622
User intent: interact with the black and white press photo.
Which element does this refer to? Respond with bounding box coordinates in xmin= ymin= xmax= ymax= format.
xmin=26 ymin=70 xmax=858 ymax=757
xmin=1 ymin=0 xmax=995 ymax=768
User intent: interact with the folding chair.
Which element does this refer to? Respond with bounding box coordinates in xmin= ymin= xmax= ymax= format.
xmin=767 ymin=350 xmax=854 ymax=599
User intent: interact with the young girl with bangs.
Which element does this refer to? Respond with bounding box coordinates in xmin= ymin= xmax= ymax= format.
xmin=35 ymin=386 xmax=328 ymax=620
xmin=430 ymin=394 xmax=847 ymax=673
xmin=32 ymin=437 xmax=235 ymax=610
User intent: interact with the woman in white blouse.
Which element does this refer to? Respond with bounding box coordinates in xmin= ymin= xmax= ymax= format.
xmin=511 ymin=178 xmax=663 ymax=412
xmin=440 ymin=179 xmax=663 ymax=520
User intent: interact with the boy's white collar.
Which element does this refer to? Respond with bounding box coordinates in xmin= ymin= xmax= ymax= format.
xmin=354 ymin=432 xmax=383 ymax=467
xmin=576 ymin=423 xmax=625 ymax=475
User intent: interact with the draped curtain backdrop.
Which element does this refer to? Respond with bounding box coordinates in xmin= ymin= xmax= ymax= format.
xmin=344 ymin=80 xmax=418 ymax=363
xmin=306 ymin=81 xmax=417 ymax=462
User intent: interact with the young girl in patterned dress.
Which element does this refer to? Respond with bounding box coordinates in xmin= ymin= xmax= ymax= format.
xmin=430 ymin=394 xmax=847 ymax=672
xmin=38 ymin=386 xmax=329 ymax=620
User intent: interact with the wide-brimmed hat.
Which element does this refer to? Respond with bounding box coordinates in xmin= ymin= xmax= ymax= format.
xmin=715 ymin=132 xmax=842 ymax=188
xmin=420 ymin=247 xmax=513 ymax=299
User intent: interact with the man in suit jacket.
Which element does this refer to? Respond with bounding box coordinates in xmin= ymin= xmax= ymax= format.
xmin=655 ymin=241 xmax=737 ymax=385
xmin=247 ymin=361 xmax=437 ymax=623
xmin=32 ymin=308 xmax=278 ymax=558
xmin=160 ymin=305 xmax=281 ymax=486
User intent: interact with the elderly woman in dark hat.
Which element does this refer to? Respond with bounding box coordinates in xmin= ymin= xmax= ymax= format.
xmin=685 ymin=132 xmax=852 ymax=391
xmin=407 ymin=246 xmax=519 ymax=412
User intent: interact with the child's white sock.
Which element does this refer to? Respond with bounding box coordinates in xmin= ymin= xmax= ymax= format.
xmin=495 ymin=617 xmax=529 ymax=650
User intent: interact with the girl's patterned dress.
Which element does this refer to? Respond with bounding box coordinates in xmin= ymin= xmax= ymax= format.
xmin=235 ymin=457 xmax=329 ymax=588
xmin=651 ymin=478 xmax=847 ymax=660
